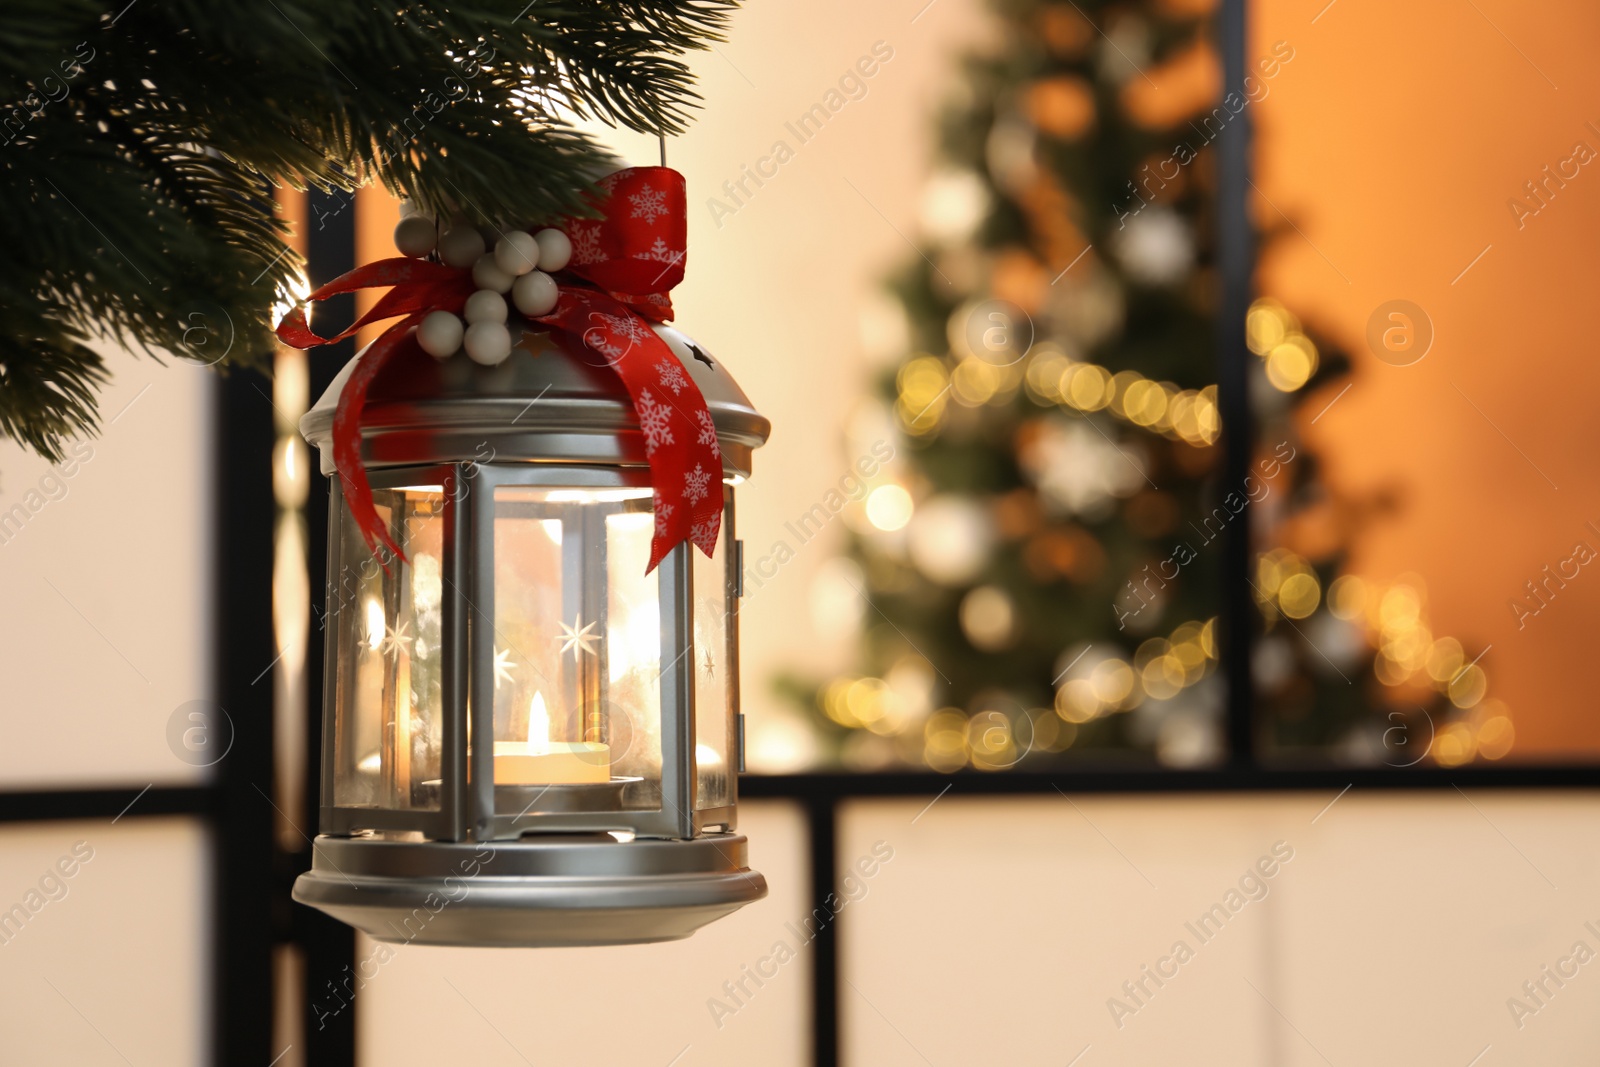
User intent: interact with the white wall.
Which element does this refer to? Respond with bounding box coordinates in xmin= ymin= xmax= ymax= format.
xmin=838 ymin=791 xmax=1600 ymax=1066
xmin=0 ymin=818 xmax=210 ymax=1065
xmin=0 ymin=343 xmax=212 ymax=788
xmin=358 ymin=800 xmax=811 ymax=1066
xmin=353 ymin=791 xmax=1600 ymax=1065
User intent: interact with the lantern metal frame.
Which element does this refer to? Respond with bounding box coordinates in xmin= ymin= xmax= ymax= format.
xmin=292 ymin=324 xmax=768 ymax=946
xmin=315 ymin=465 xmax=739 ymax=843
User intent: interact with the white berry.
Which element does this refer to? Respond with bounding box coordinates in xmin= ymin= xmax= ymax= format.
xmin=417 ymin=310 xmax=464 ymax=359
xmin=464 ymin=289 xmax=508 ymax=325
xmin=494 ymin=231 xmax=540 ymax=276
xmin=511 ymin=270 xmax=559 ymax=317
xmin=464 ymin=322 xmax=513 ymax=366
xmin=534 ymin=228 xmax=572 ymax=272
xmin=472 ymin=254 xmax=514 ymax=293
xmin=438 ymin=226 xmax=486 ymax=269
xmin=393 ymin=215 xmax=436 ymax=258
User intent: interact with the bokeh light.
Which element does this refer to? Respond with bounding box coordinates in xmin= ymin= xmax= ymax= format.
xmin=865 ymin=484 xmax=914 ymax=531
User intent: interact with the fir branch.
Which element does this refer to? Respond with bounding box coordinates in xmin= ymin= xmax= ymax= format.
xmin=0 ymin=0 xmax=736 ymax=460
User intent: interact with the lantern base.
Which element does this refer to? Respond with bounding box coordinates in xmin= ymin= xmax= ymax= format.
xmin=292 ymin=832 xmax=767 ymax=948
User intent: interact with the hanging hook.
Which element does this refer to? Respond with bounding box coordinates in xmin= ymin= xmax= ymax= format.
xmin=658 ymin=133 xmax=667 ymax=168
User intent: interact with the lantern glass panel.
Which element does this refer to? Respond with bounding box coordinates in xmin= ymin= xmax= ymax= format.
xmin=490 ymin=489 xmax=572 ymax=774
xmin=603 ymin=504 xmax=666 ymax=810
xmin=692 ymin=508 xmax=733 ymax=810
xmin=488 ymin=486 xmax=664 ymax=814
xmin=332 ymin=486 xmax=446 ymax=812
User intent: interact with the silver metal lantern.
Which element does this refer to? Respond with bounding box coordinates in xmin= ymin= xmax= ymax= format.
xmin=292 ymin=319 xmax=769 ymax=946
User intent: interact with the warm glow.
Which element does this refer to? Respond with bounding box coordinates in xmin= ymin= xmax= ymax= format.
xmin=951 ymin=357 xmax=1006 ymax=406
xmin=493 ymin=690 xmax=610 ymax=785
xmin=528 ymin=691 xmax=550 ymax=746
xmin=903 ymin=345 xmax=1219 ymax=446
xmin=1477 ymin=715 xmax=1515 ymax=760
xmin=609 ymin=594 xmax=662 ymax=682
xmin=272 ymin=437 xmax=309 ymax=510
xmin=1122 ymin=379 xmax=1169 ymax=427
xmin=865 ymin=484 xmax=914 ymax=531
xmin=898 ymin=356 xmax=949 ymax=409
xmin=923 ymin=709 xmax=970 ymax=772
xmin=1064 ymin=363 xmax=1112 ymax=411
xmin=272 ymin=512 xmax=310 ymax=688
xmin=1278 ymin=572 xmax=1321 ymax=619
xmin=545 ymin=488 xmax=655 ymax=503
xmin=1055 ymin=679 xmax=1101 ymax=722
xmin=364 ymin=598 xmax=385 ymax=651
xmin=1266 ymin=337 xmax=1317 ymax=392
xmin=1328 ymin=575 xmax=1366 ymax=620
xmin=611 ymin=511 xmax=655 ymax=534
xmin=1090 ymin=659 xmax=1135 ymax=706
xmin=274 ymin=347 xmax=309 ymax=429
xmin=1246 ymin=299 xmax=1294 ymax=355
xmin=1380 ymin=585 xmax=1423 ymax=629
xmin=1426 ymin=638 xmax=1465 ymax=683
xmin=1433 ymin=722 xmax=1477 ymax=767
xmin=269 ymin=271 xmax=313 ymax=330
xmin=1448 ymin=664 xmax=1488 ymax=709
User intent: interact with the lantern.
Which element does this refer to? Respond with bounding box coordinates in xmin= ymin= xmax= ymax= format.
xmin=292 ymin=320 xmax=769 ymax=946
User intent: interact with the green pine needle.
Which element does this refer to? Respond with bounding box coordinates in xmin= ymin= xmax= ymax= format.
xmin=0 ymin=0 xmax=735 ymax=460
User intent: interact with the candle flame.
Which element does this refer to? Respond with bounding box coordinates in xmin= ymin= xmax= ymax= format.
xmin=528 ymin=691 xmax=550 ymax=747
xmin=364 ymin=598 xmax=385 ymax=651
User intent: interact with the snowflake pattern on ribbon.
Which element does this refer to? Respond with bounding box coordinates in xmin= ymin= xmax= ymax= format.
xmin=537 ymin=165 xmax=709 ymax=573
xmin=569 ymin=220 xmax=605 ymax=266
xmin=635 ymin=388 xmax=674 ymax=455
xmin=629 ymin=184 xmax=669 ymax=223
xmin=695 ymin=409 xmax=721 ymax=457
xmin=585 ymin=333 xmax=625 ymax=361
xmin=690 ymin=516 xmax=721 ymax=554
xmin=628 ymin=291 xmax=674 ymax=317
xmin=657 ymin=360 xmax=689 ymax=395
xmin=641 ymin=237 xmax=681 ymax=265
xmin=604 ymin=313 xmax=651 ymax=344
xmin=684 ymin=463 xmax=711 ymax=505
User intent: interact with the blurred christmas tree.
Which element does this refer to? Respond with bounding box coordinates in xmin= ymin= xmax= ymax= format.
xmin=787 ymin=0 xmax=1513 ymax=772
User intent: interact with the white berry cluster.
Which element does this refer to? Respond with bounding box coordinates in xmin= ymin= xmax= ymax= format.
xmin=393 ymin=204 xmax=573 ymax=366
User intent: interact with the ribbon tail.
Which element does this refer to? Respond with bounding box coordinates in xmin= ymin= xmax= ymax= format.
xmin=274 ymin=257 xmax=468 ymax=350
xmin=332 ymin=313 xmax=424 ymax=568
xmin=536 ymin=289 xmax=721 ymax=572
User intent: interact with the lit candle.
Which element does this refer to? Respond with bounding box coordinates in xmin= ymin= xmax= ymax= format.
xmin=493 ymin=692 xmax=610 ymax=785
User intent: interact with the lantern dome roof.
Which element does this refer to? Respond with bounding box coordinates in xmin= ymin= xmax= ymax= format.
xmin=301 ymin=321 xmax=769 ymax=478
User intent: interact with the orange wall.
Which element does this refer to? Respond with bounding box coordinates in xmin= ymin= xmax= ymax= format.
xmin=1254 ymin=0 xmax=1600 ymax=755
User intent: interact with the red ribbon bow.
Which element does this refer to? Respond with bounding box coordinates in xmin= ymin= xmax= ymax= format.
xmin=275 ymin=167 xmax=721 ymax=574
